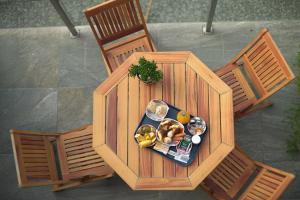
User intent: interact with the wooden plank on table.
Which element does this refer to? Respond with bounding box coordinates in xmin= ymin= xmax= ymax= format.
xmin=150 ymin=63 xmax=164 ymax=178
xmin=95 ymin=145 xmax=138 ymax=189
xmin=133 ymin=52 xmax=190 ymax=64
xmin=93 ymin=92 xmax=106 ymax=148
xmin=117 ymin=76 xmax=129 ymax=164
xmin=197 ymin=77 xmax=210 ymax=163
xmin=174 ymin=63 xmax=187 ymax=178
xmin=209 ymin=87 xmax=221 ymax=153
xmin=186 ymin=67 xmax=199 ymax=176
xmin=136 ymin=178 xmax=192 ymax=190
xmin=220 ymin=91 xmax=234 ymax=146
xmin=106 ymin=87 xmax=117 ymax=152
xmin=186 ymin=54 xmax=231 ymax=94
xmin=139 ymin=81 xmax=152 ymax=177
xmin=162 ymin=63 xmax=176 ymax=178
xmin=128 ymin=76 xmax=140 ymax=175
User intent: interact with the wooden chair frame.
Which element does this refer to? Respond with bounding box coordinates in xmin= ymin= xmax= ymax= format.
xmin=215 ymin=28 xmax=295 ymax=118
xmin=202 ymin=146 xmax=295 ymax=200
xmin=10 ymin=125 xmax=114 ymax=191
xmin=84 ymin=0 xmax=156 ymax=75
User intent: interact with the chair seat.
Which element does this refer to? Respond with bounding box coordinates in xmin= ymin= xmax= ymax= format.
xmin=10 ymin=131 xmax=59 ymax=187
xmin=104 ymin=34 xmax=154 ymax=73
xmin=216 ymin=64 xmax=257 ymax=113
xmin=239 ymin=161 xmax=295 ymax=200
xmin=204 ymin=147 xmax=256 ymax=199
xmin=203 ymin=147 xmax=295 ymax=200
xmin=57 ymin=125 xmax=113 ymax=180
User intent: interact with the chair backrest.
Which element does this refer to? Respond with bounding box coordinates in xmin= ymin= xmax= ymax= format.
xmin=84 ymin=0 xmax=149 ymax=46
xmin=239 ymin=161 xmax=295 ymax=200
xmin=230 ymin=29 xmax=295 ymax=105
xmin=10 ymin=130 xmax=59 ymax=187
xmin=204 ymin=147 xmax=256 ymax=199
xmin=57 ymin=125 xmax=113 ymax=180
xmin=203 ymin=146 xmax=295 ymax=200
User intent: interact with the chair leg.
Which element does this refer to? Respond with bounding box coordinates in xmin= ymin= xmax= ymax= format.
xmin=52 ymin=179 xmax=83 ymax=192
xmin=51 ymin=173 xmax=114 ymax=192
xmin=81 ymin=173 xmax=114 ymax=184
xmin=235 ymin=100 xmax=273 ymax=119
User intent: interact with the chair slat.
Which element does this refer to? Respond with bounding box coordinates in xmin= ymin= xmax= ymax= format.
xmin=238 ymin=162 xmax=295 ymax=200
xmin=10 ymin=130 xmax=58 ymax=187
xmin=11 ymin=127 xmax=113 ymax=191
xmin=64 ymin=138 xmax=92 ymax=148
xmin=204 ymin=147 xmax=295 ymax=200
xmin=65 ymin=143 xmax=92 ymax=152
xmin=25 ymin=166 xmax=49 ymax=172
xmin=84 ymin=0 xmax=155 ymax=74
xmin=251 ymin=47 xmax=271 ymax=66
xmin=69 ymin=162 xmax=106 ymax=173
xmin=129 ymin=0 xmax=140 ymax=25
xmin=216 ymin=64 xmax=257 ymax=113
xmin=57 ymin=125 xmax=113 ymax=180
xmin=214 ymin=29 xmax=295 ymax=118
xmin=68 ymin=154 xmax=101 ymax=164
xmin=248 ymin=39 xmax=266 ymax=61
xmin=112 ymin=6 xmax=125 ymax=31
xmin=258 ymin=61 xmax=278 ymax=78
xmin=204 ymin=147 xmax=256 ymax=198
xmin=66 ymin=147 xmax=95 ymax=156
xmin=242 ymin=31 xmax=295 ymax=102
xmin=100 ymin=11 xmax=113 ymax=36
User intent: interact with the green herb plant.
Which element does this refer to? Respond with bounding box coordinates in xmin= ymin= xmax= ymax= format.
xmin=128 ymin=57 xmax=163 ymax=84
xmin=286 ymin=51 xmax=300 ymax=155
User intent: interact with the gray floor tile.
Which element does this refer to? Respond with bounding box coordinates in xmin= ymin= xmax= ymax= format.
xmin=156 ymin=23 xmax=205 ymax=51
xmin=158 ymin=189 xmax=212 ymax=200
xmin=235 ymin=112 xmax=265 ymax=161
xmin=57 ymin=87 xmax=94 ymax=132
xmin=0 ymin=28 xmax=60 ymax=88
xmin=58 ymin=30 xmax=107 ymax=88
xmin=20 ymin=0 xmax=48 ymax=27
xmin=1 ymin=0 xmax=300 ymax=28
xmin=0 ymin=88 xmax=57 ymax=154
xmin=0 ymin=1 xmax=22 ymax=28
xmin=149 ymin=0 xmax=209 ymax=23
xmin=54 ymin=176 xmax=159 ymax=200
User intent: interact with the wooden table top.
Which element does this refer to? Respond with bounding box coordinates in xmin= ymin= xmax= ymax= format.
xmin=93 ymin=52 xmax=234 ymax=190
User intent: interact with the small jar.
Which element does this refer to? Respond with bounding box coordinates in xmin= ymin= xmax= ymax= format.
xmin=192 ymin=135 xmax=201 ymax=145
xmin=187 ymin=117 xmax=206 ymax=135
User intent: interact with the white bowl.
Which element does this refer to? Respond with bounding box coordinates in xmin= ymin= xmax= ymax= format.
xmin=156 ymin=118 xmax=185 ymax=146
xmin=145 ymin=99 xmax=169 ymax=121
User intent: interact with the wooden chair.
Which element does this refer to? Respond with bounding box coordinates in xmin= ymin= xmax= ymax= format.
xmin=10 ymin=125 xmax=113 ymax=191
xmin=215 ymin=28 xmax=295 ymax=118
xmin=202 ymin=146 xmax=295 ymax=200
xmin=84 ymin=0 xmax=156 ymax=75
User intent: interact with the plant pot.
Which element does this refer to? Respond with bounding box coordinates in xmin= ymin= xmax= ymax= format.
xmin=138 ymin=74 xmax=156 ymax=85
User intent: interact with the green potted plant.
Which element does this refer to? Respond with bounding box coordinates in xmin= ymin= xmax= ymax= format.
xmin=128 ymin=57 xmax=163 ymax=84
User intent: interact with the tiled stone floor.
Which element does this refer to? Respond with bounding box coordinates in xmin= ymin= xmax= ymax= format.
xmin=0 ymin=0 xmax=300 ymax=28
xmin=0 ymin=21 xmax=300 ymax=199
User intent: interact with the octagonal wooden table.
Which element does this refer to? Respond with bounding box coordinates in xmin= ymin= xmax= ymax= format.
xmin=93 ymin=51 xmax=234 ymax=190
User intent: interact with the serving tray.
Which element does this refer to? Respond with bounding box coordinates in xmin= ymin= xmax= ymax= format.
xmin=134 ymin=103 xmax=207 ymax=166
